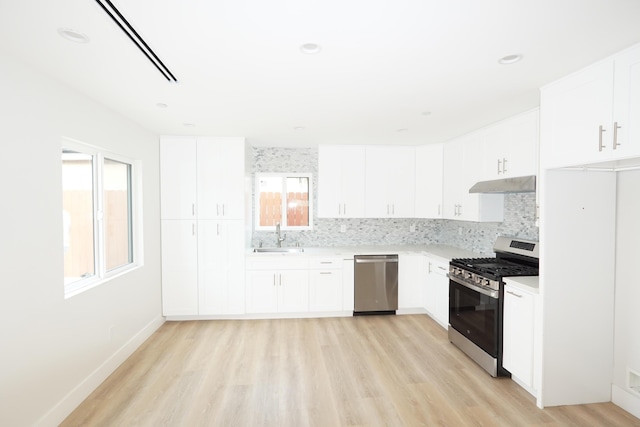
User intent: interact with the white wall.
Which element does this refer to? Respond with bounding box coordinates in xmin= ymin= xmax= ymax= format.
xmin=613 ymin=170 xmax=640 ymax=418
xmin=0 ymin=52 xmax=163 ymax=426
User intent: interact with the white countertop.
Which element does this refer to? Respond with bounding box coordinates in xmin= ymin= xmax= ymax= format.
xmin=246 ymin=244 xmax=480 ymax=263
xmin=504 ymin=276 xmax=539 ymax=294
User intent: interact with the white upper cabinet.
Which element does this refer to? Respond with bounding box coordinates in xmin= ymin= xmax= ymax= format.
xmin=541 ymin=43 xmax=640 ymax=169
xmin=365 ymin=146 xmax=416 ymax=218
xmin=443 ymin=134 xmax=504 ymax=222
xmin=415 ymin=143 xmax=444 ymax=218
xmin=161 ymin=136 xmax=246 ymax=220
xmin=160 ymin=136 xmax=197 ymax=220
xmin=480 ymin=109 xmax=539 ymax=180
xmin=318 ymin=145 xmax=366 ymax=218
xmin=196 ymin=137 xmax=246 ymax=219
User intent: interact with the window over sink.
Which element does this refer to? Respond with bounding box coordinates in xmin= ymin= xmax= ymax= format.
xmin=255 ymin=173 xmax=312 ymax=230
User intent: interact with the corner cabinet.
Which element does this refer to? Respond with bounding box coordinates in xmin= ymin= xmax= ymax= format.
xmin=398 ymin=254 xmax=427 ymax=311
xmin=540 ymin=43 xmax=640 ymax=169
xmin=365 ymin=146 xmax=416 ymax=218
xmin=160 ymin=135 xmax=247 ymax=317
xmin=318 ymin=145 xmax=366 ymax=218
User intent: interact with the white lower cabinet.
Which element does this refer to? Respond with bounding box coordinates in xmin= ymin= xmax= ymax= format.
xmin=161 ymin=220 xmax=198 ymax=316
xmin=198 ymin=220 xmax=245 ymax=315
xmin=423 ymin=256 xmax=450 ymax=328
xmin=503 ymin=283 xmax=537 ymax=394
xmin=309 ymin=256 xmax=343 ymax=312
xmin=246 ymin=257 xmax=309 ymax=314
xmin=398 ymin=254 xmax=427 ymax=310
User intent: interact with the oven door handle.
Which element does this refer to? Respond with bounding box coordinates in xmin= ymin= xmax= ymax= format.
xmin=450 ymin=275 xmax=499 ymax=299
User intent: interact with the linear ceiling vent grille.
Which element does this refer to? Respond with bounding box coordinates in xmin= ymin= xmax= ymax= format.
xmin=94 ymin=0 xmax=177 ymax=82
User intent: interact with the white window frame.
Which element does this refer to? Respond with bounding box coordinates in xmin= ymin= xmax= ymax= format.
xmin=62 ymin=138 xmax=143 ymax=298
xmin=254 ymin=173 xmax=313 ymax=231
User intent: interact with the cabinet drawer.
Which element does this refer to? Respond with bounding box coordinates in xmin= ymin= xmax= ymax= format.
xmin=309 ymin=256 xmax=343 ymax=269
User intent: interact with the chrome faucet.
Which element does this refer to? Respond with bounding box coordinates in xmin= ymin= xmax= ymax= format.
xmin=275 ymin=222 xmax=286 ymax=247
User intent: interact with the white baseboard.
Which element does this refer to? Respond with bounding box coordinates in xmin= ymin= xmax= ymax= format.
xmin=612 ymin=384 xmax=640 ymax=420
xmin=35 ymin=315 xmax=165 ymax=427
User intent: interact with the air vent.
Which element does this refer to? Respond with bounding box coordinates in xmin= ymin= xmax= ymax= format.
xmin=94 ymin=0 xmax=177 ymax=82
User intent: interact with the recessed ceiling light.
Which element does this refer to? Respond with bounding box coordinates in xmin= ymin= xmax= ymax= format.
xmin=421 ymin=111 xmax=432 ymax=117
xmin=183 ymin=123 xmax=195 ymax=127
xmin=57 ymin=28 xmax=90 ymax=44
xmin=300 ymin=43 xmax=321 ymax=54
xmin=294 ymin=126 xmax=305 ymax=131
xmin=397 ymin=128 xmax=408 ymax=133
xmin=499 ymin=54 xmax=522 ymax=65
xmin=156 ymin=103 xmax=168 ymax=108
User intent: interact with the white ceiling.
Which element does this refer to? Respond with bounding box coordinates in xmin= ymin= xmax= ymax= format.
xmin=2 ymin=0 xmax=640 ymax=147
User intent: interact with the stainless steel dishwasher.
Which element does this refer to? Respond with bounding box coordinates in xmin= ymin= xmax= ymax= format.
xmin=353 ymin=254 xmax=399 ymax=315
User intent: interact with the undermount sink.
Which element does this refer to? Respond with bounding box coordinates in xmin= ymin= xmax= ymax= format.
xmin=253 ymin=247 xmax=304 ymax=253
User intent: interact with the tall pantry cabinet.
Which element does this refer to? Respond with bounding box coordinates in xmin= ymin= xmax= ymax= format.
xmin=160 ymin=136 xmax=247 ymax=316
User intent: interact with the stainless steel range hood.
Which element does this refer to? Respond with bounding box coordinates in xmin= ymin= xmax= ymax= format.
xmin=468 ymin=175 xmax=536 ymax=194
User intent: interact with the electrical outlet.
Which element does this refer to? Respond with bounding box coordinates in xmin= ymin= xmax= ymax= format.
xmin=458 ymin=226 xmax=463 ymax=236
xmin=410 ymin=224 xmax=416 ymax=232
xmin=340 ymin=225 xmax=346 ymax=233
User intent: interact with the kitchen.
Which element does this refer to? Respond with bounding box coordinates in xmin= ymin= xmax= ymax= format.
xmin=2 ymin=0 xmax=640 ymax=426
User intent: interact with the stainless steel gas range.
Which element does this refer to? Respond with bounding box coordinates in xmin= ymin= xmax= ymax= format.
xmin=448 ymin=236 xmax=539 ymax=377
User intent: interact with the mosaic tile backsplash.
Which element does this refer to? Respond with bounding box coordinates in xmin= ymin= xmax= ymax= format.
xmin=250 ymin=147 xmax=538 ymax=256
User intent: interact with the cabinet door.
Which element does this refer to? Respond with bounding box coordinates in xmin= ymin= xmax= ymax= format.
xmin=309 ymin=269 xmax=343 ymax=312
xmin=612 ymin=44 xmax=640 ymax=160
xmin=161 ymin=220 xmax=198 ymax=315
xmin=246 ymin=270 xmax=279 ymax=313
xmin=318 ymin=145 xmax=366 ymax=218
xmin=340 ymin=147 xmax=366 ymax=218
xmin=160 ymin=136 xmax=197 ymax=220
xmin=198 ymin=220 xmax=245 ymax=315
xmin=365 ymin=146 xmax=415 ymax=217
xmin=278 ymin=270 xmax=309 ymax=313
xmin=424 ymin=258 xmax=450 ymax=328
xmin=398 ymin=254 xmax=426 ymax=309
xmin=442 ymin=138 xmax=464 ymax=219
xmin=503 ymin=285 xmax=535 ymax=387
xmin=540 ymin=60 xmax=614 ymax=168
xmin=197 ymin=137 xmax=245 ymax=220
xmin=415 ymin=144 xmax=444 ymax=218
xmin=480 ymin=110 xmax=538 ymax=180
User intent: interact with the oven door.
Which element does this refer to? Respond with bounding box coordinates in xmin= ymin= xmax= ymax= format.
xmin=449 ymin=276 xmax=499 ymax=357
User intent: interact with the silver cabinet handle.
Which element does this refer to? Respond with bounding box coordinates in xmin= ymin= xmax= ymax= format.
xmin=217 ymin=223 xmax=220 ymax=236
xmin=502 ymin=158 xmax=508 ymax=173
xmin=192 ymin=203 xmax=195 ymax=216
xmin=427 ymin=262 xmax=432 ymax=274
xmin=273 ymin=274 xmax=276 ymax=287
xmin=614 ymin=122 xmax=622 ymax=149
xmin=497 ymin=158 xmax=502 ymax=174
xmin=599 ymin=125 xmax=606 ymax=151
xmin=392 ymin=204 xmax=395 ymax=215
xmin=437 ymin=204 xmax=441 ymax=216
xmin=344 ymin=203 xmax=347 ymax=215
xmin=216 ymin=204 xmax=219 ymax=216
xmin=506 ymin=290 xmax=523 ymax=298
xmin=192 ymin=223 xmax=195 ymax=236
xmin=320 ymin=272 xmax=332 ymax=275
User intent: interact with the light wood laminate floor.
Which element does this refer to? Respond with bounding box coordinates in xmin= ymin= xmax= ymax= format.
xmin=62 ymin=315 xmax=640 ymax=426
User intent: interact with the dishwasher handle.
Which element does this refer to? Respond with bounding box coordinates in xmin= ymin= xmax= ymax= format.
xmin=354 ymin=255 xmax=399 ymax=263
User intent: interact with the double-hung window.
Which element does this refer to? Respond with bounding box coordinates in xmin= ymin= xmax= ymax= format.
xmin=61 ymin=139 xmax=139 ymax=297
